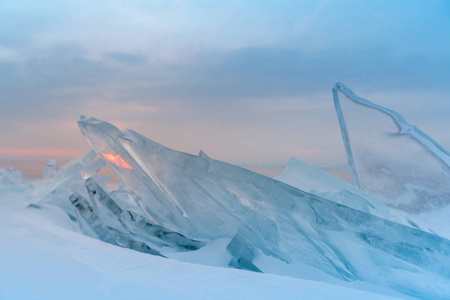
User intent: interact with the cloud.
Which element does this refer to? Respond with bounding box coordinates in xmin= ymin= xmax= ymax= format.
xmin=0 ymin=0 xmax=449 ymax=164
xmin=105 ymin=53 xmax=146 ymax=66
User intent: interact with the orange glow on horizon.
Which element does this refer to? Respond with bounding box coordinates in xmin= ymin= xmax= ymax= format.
xmin=0 ymin=148 xmax=84 ymax=158
xmin=102 ymin=153 xmax=133 ymax=169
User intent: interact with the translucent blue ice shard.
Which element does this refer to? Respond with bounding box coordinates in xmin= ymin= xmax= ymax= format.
xmin=70 ymin=191 xmax=118 ymax=245
xmin=333 ymin=82 xmax=450 ymax=189
xmin=70 ymin=189 xmax=165 ymax=257
xmin=28 ymin=150 xmax=104 ymax=216
xmin=198 ymin=150 xmax=210 ymax=159
xmin=119 ymin=210 xmax=206 ymax=251
xmin=85 ymin=178 xmax=127 ymax=231
xmin=42 ymin=159 xmax=58 ymax=180
xmin=333 ymin=83 xmax=450 ymax=237
xmin=85 ymin=177 xmax=205 ymax=251
xmin=78 ymin=117 xmax=191 ymax=231
xmin=276 ymin=157 xmax=388 ymax=218
xmin=226 ymin=233 xmax=262 ymax=272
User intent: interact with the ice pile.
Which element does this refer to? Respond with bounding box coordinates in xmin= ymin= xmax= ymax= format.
xmin=0 ymin=167 xmax=25 ymax=188
xmin=27 ymin=84 xmax=450 ymax=299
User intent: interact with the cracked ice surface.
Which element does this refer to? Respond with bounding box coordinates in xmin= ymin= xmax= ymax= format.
xmin=76 ymin=116 xmax=450 ymax=299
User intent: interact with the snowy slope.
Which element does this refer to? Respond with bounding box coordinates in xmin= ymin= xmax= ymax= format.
xmin=0 ymin=189 xmax=405 ymax=300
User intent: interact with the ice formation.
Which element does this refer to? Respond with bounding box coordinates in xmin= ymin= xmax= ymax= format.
xmin=333 ymin=83 xmax=450 ymax=238
xmin=81 ymin=177 xmax=205 ymax=252
xmin=28 ymin=150 xmax=106 ymax=216
xmin=70 ymin=191 xmax=165 ymax=257
xmin=0 ymin=167 xmax=25 ymax=188
xmin=227 ymin=233 xmax=262 ymax=272
xmin=25 ymin=84 xmax=450 ymax=299
xmin=276 ymin=157 xmax=389 ymax=218
xmin=65 ymin=116 xmax=450 ymax=298
xmin=42 ymin=159 xmax=59 ymax=180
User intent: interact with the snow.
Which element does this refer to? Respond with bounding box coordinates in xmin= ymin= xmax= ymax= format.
xmin=0 ymin=190 xmax=402 ymax=300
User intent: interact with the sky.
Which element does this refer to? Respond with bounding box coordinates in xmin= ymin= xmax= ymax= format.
xmin=1 ymin=0 xmax=449 ymax=169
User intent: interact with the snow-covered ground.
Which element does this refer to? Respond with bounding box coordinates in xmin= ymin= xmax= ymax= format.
xmin=0 ymin=188 xmax=406 ymax=300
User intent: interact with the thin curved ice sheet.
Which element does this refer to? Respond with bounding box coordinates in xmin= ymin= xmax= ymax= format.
xmin=333 ymin=83 xmax=450 ymax=236
xmin=78 ymin=117 xmax=450 ymax=298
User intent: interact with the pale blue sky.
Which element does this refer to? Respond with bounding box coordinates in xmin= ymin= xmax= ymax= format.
xmin=1 ymin=0 xmax=449 ymax=165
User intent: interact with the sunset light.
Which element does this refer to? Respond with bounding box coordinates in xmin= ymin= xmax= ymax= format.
xmin=101 ymin=153 xmax=133 ymax=169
